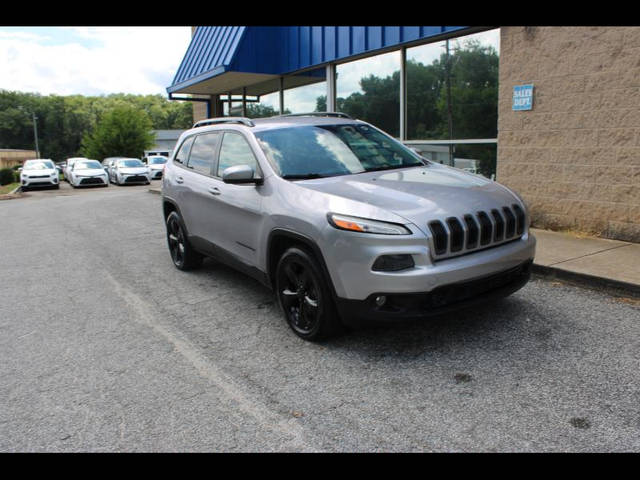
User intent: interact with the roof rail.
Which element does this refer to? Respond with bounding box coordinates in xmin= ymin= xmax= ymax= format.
xmin=279 ymin=112 xmax=353 ymax=120
xmin=192 ymin=117 xmax=255 ymax=128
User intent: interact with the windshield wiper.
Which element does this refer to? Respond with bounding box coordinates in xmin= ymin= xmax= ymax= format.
xmin=281 ymin=173 xmax=331 ymax=180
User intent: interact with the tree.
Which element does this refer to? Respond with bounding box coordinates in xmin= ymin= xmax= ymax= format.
xmin=81 ymin=105 xmax=155 ymax=159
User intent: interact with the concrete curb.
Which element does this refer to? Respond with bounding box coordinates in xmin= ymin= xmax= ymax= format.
xmin=147 ymin=188 xmax=161 ymax=195
xmin=532 ymin=263 xmax=640 ymax=299
xmin=0 ymin=185 xmax=22 ymax=200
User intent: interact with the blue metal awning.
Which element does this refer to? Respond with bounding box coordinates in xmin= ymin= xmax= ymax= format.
xmin=167 ymin=26 xmax=476 ymax=97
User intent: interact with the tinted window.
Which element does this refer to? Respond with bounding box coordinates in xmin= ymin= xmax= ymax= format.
xmin=174 ymin=136 xmax=194 ymax=165
xmin=217 ymin=132 xmax=258 ymax=177
xmin=187 ymin=133 xmax=221 ymax=176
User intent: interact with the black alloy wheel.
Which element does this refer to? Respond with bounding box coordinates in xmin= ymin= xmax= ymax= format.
xmin=166 ymin=211 xmax=202 ymax=270
xmin=275 ymin=247 xmax=342 ymax=341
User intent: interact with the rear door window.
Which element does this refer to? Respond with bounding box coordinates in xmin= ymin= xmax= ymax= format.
xmin=187 ymin=133 xmax=221 ymax=176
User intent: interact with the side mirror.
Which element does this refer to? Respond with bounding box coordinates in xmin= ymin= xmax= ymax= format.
xmin=222 ymin=164 xmax=261 ymax=184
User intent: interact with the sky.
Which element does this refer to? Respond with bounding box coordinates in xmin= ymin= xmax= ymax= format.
xmin=0 ymin=27 xmax=192 ymax=96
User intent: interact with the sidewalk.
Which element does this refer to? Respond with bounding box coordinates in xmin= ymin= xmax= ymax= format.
xmin=531 ymin=228 xmax=640 ymax=296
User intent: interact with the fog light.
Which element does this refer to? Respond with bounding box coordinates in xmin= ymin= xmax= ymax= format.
xmin=372 ymin=254 xmax=414 ymax=272
xmin=375 ymin=295 xmax=387 ymax=307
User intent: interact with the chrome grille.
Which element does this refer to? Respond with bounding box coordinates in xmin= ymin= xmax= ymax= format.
xmin=428 ymin=204 xmax=526 ymax=261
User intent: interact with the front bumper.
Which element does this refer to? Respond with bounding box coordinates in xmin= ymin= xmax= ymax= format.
xmin=22 ymin=176 xmax=58 ymax=188
xmin=77 ymin=176 xmax=108 ymax=186
xmin=120 ymin=174 xmax=150 ymax=184
xmin=335 ymin=258 xmax=532 ymax=324
xmin=322 ymin=225 xmax=536 ymax=301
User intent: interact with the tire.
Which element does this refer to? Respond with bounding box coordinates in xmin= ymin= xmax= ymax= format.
xmin=275 ymin=247 xmax=343 ymax=341
xmin=166 ymin=211 xmax=203 ymax=270
xmin=55 ymin=184 xmax=60 ymax=189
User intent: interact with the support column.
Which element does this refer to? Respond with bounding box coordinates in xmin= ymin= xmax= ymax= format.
xmin=326 ymin=64 xmax=336 ymax=112
xmin=279 ymin=77 xmax=285 ymax=115
xmin=242 ymin=87 xmax=247 ymax=117
xmin=399 ymin=47 xmax=407 ymax=141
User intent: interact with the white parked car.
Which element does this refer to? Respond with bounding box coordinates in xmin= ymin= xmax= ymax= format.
xmin=68 ymin=159 xmax=109 ymax=188
xmin=20 ymin=159 xmax=59 ymax=190
xmin=143 ymin=155 xmax=168 ymax=180
xmin=64 ymin=157 xmax=87 ymax=182
xmin=109 ymin=158 xmax=151 ymax=185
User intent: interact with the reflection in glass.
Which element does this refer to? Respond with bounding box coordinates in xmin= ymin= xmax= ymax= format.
xmin=334 ymin=51 xmax=400 ymax=138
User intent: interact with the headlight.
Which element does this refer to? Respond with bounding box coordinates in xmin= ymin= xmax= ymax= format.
xmin=327 ymin=213 xmax=411 ymax=235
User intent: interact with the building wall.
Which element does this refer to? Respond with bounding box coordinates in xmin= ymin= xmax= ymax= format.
xmin=192 ymin=97 xmax=208 ymax=123
xmin=0 ymin=149 xmax=37 ymax=168
xmin=497 ymin=26 xmax=640 ymax=242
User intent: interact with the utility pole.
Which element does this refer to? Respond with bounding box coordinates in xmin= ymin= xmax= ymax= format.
xmin=18 ymin=106 xmax=40 ymax=158
xmin=32 ymin=112 xmax=40 ymax=159
xmin=445 ymin=39 xmax=454 ymax=167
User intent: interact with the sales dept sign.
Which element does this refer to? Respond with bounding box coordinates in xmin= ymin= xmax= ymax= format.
xmin=513 ymin=84 xmax=534 ymax=111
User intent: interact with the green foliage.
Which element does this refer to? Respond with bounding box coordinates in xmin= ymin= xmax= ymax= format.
xmin=81 ymin=105 xmax=155 ymax=159
xmin=0 ymin=168 xmax=14 ymax=186
xmin=0 ymin=91 xmax=194 ymax=161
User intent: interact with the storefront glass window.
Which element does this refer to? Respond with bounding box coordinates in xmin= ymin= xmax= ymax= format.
xmin=335 ymin=50 xmax=400 ymax=138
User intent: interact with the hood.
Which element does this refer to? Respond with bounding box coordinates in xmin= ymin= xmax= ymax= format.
xmin=148 ymin=164 xmax=165 ymax=170
xmin=297 ymin=164 xmax=522 ymax=231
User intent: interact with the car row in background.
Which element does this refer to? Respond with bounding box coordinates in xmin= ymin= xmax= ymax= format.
xmin=20 ymin=155 xmax=167 ymax=191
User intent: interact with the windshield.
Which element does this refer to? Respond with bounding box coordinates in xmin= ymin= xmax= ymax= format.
xmin=255 ymin=124 xmax=424 ymax=179
xmin=24 ymin=161 xmax=54 ymax=170
xmin=148 ymin=157 xmax=167 ymax=165
xmin=117 ymin=159 xmax=143 ymax=168
xmin=75 ymin=161 xmax=102 ymax=169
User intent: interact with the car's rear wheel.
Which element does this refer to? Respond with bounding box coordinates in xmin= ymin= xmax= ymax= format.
xmin=275 ymin=247 xmax=342 ymax=341
xmin=166 ymin=211 xmax=202 ymax=270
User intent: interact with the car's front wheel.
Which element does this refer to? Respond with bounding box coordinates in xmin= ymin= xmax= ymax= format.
xmin=275 ymin=247 xmax=343 ymax=341
xmin=166 ymin=211 xmax=203 ymax=270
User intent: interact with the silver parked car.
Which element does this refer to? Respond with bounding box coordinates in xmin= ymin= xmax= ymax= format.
xmin=161 ymin=114 xmax=536 ymax=341
xmin=143 ymin=155 xmax=168 ymax=180
xmin=20 ymin=159 xmax=59 ymax=190
xmin=109 ymin=158 xmax=151 ymax=186
xmin=68 ymin=159 xmax=109 ymax=188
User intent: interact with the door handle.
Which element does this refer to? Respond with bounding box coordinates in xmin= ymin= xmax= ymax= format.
xmin=209 ymin=186 xmax=221 ymax=195
xmin=175 ymin=176 xmax=184 ymax=184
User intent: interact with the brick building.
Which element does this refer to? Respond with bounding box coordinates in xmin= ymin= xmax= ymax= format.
xmin=498 ymin=27 xmax=640 ymax=242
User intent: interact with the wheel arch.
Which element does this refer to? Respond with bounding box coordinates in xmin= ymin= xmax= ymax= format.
xmin=266 ymin=228 xmax=338 ymax=299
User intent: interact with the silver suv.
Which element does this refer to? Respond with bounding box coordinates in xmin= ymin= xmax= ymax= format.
xmin=162 ymin=113 xmax=536 ymax=341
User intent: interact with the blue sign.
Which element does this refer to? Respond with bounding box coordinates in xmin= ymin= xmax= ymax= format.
xmin=512 ymin=84 xmax=534 ymax=111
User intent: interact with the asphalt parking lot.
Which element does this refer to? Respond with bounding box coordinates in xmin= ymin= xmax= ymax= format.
xmin=1 ymin=184 xmax=639 ymax=452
